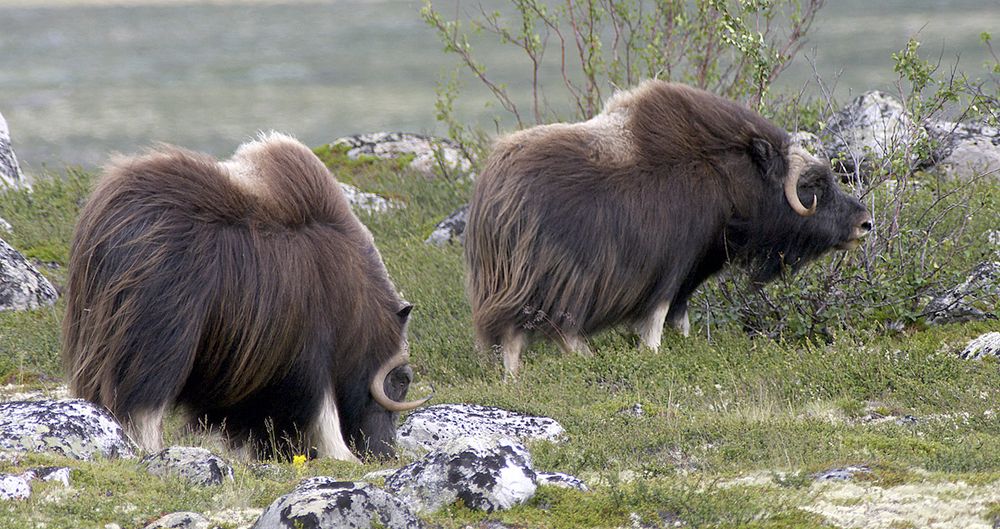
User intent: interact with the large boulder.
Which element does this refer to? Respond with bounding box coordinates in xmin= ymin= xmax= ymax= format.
xmin=142 ymin=447 xmax=234 ymax=486
xmin=142 ymin=512 xmax=210 ymax=529
xmin=252 ymin=478 xmax=424 ymax=529
xmin=339 ymin=182 xmax=399 ymax=214
xmin=330 ymin=132 xmax=473 ymax=179
xmin=925 ymin=120 xmax=1000 ymax=181
xmin=0 ymin=399 xmax=134 ymax=460
xmin=0 ymin=111 xmax=25 ymax=188
xmin=924 ymin=261 xmax=999 ymax=325
xmin=823 ymin=91 xmax=929 ymax=174
xmin=385 ymin=436 xmax=538 ymax=514
xmin=396 ymin=403 xmax=565 ymax=457
xmin=0 ymin=237 xmax=58 ymax=311
xmin=959 ymin=332 xmax=1000 ymax=360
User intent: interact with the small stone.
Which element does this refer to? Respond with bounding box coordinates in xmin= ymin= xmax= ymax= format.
xmin=0 ymin=237 xmax=58 ymax=311
xmin=813 ymin=465 xmax=872 ymax=481
xmin=339 ymin=182 xmax=399 ymax=214
xmin=960 ymin=332 xmax=1000 ymax=360
xmin=396 ymin=403 xmax=565 ymax=457
xmin=425 ymin=204 xmax=468 ymax=246
xmin=252 ymin=479 xmax=423 ymax=529
xmin=536 ymin=471 xmax=589 ymax=491
xmin=331 ymin=132 xmax=473 ymax=179
xmin=142 ymin=447 xmax=234 ymax=487
xmin=385 ymin=436 xmax=537 ymax=514
xmin=0 ymin=111 xmax=26 ymax=188
xmin=0 ymin=474 xmax=31 ymax=501
xmin=143 ymin=512 xmax=210 ymax=529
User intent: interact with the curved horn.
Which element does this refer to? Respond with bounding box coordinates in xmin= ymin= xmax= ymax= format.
xmin=784 ymin=150 xmax=818 ymax=217
xmin=369 ymin=352 xmax=432 ymax=413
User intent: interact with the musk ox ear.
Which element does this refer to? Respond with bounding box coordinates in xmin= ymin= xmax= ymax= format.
xmin=750 ymin=137 xmax=780 ymax=178
xmin=397 ymin=304 xmax=413 ymax=321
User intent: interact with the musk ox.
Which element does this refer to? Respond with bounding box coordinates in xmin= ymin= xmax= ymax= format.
xmin=62 ymin=133 xmax=428 ymax=461
xmin=466 ymin=81 xmax=873 ymax=376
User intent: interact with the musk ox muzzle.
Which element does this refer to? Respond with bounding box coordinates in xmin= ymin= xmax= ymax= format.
xmin=465 ymin=80 xmax=872 ymax=376
xmin=62 ymin=132 xmax=428 ymax=462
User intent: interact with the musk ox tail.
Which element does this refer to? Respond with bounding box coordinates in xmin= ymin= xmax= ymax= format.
xmin=61 ymin=132 xmax=352 ymax=440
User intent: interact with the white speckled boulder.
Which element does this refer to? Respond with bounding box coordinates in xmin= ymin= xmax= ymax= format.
xmin=425 ymin=204 xmax=468 ymax=246
xmin=331 ymin=132 xmax=473 ymax=179
xmin=252 ymin=478 xmax=424 ymax=529
xmin=339 ymin=182 xmax=399 ymax=214
xmin=385 ymin=436 xmax=538 ymax=514
xmin=396 ymin=404 xmax=565 ymax=457
xmin=0 ymin=466 xmax=72 ymax=502
xmin=142 ymin=511 xmax=210 ymax=529
xmin=0 ymin=111 xmax=25 ymax=188
xmin=536 ymin=471 xmax=589 ymax=491
xmin=824 ymin=91 xmax=928 ymax=173
xmin=925 ymin=262 xmax=999 ymax=325
xmin=0 ymin=237 xmax=58 ymax=311
xmin=960 ymin=332 xmax=1000 ymax=360
xmin=0 ymin=399 xmax=134 ymax=459
xmin=926 ymin=120 xmax=1000 ymax=181
xmin=142 ymin=447 xmax=234 ymax=486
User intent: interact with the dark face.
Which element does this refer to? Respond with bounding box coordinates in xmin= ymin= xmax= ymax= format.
xmin=350 ymin=363 xmax=412 ymax=459
xmin=736 ymin=145 xmax=872 ymax=282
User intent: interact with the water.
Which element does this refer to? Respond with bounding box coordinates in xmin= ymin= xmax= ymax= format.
xmin=0 ymin=0 xmax=997 ymax=171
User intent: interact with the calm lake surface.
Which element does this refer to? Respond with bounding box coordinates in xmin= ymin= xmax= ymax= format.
xmin=1 ymin=0 xmax=997 ymax=170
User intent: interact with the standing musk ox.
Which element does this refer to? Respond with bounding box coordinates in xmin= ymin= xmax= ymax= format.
xmin=466 ymin=81 xmax=873 ymax=376
xmin=62 ymin=133 xmax=429 ymax=461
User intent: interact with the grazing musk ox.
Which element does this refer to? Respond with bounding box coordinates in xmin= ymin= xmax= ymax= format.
xmin=466 ymin=81 xmax=873 ymax=376
xmin=62 ymin=133 xmax=428 ymax=461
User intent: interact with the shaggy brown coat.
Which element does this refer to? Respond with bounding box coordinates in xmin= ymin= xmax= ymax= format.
xmin=63 ymin=133 xmax=422 ymax=460
xmin=466 ymin=81 xmax=871 ymax=375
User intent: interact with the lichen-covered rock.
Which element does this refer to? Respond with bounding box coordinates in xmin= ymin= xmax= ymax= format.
xmin=0 ymin=217 xmax=11 ymax=234
xmin=824 ymin=91 xmax=928 ymax=173
xmin=142 ymin=447 xmax=234 ymax=486
xmin=0 ymin=474 xmax=31 ymax=501
xmin=925 ymin=120 xmax=1000 ymax=181
xmin=340 ymin=182 xmax=398 ymax=214
xmin=959 ymin=332 xmax=1000 ymax=360
xmin=332 ymin=132 xmax=473 ymax=179
xmin=22 ymin=466 xmax=72 ymax=487
xmin=0 ymin=399 xmax=134 ymax=460
xmin=925 ymin=261 xmax=999 ymax=324
xmin=0 ymin=237 xmax=58 ymax=311
xmin=385 ymin=436 xmax=537 ymax=514
xmin=425 ymin=204 xmax=468 ymax=246
xmin=252 ymin=478 xmax=423 ymax=529
xmin=813 ymin=465 xmax=872 ymax=481
xmin=536 ymin=471 xmax=589 ymax=491
xmin=789 ymin=131 xmax=827 ymax=158
xmin=0 ymin=111 xmax=25 ymax=188
xmin=143 ymin=512 xmax=210 ymax=529
xmin=396 ymin=404 xmax=565 ymax=457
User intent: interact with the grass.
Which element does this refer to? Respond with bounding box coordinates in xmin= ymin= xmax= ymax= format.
xmin=0 ymin=147 xmax=998 ymax=529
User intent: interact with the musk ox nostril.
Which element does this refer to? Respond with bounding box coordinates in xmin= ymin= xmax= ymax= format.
xmin=861 ymin=220 xmax=873 ymax=232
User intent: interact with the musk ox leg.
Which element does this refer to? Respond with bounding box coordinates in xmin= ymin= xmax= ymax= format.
xmin=130 ymin=404 xmax=168 ymax=453
xmin=635 ymin=301 xmax=671 ymax=350
xmin=500 ymin=329 xmax=527 ymax=378
xmin=558 ymin=334 xmax=592 ymax=357
xmin=310 ymin=390 xmax=360 ymax=463
xmin=667 ymin=307 xmax=691 ymax=337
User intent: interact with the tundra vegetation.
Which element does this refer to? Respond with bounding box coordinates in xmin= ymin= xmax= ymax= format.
xmin=0 ymin=3 xmax=998 ymax=529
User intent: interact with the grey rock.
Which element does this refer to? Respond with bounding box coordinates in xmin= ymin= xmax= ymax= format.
xmin=385 ymin=436 xmax=537 ymax=514
xmin=617 ymin=403 xmax=645 ymax=417
xmin=253 ymin=478 xmax=423 ymax=529
xmin=0 ymin=237 xmax=58 ymax=311
xmin=22 ymin=466 xmax=72 ymax=487
xmin=425 ymin=204 xmax=468 ymax=246
xmin=142 ymin=446 xmax=234 ymax=486
xmin=0 ymin=474 xmax=31 ymax=501
xmin=824 ymin=91 xmax=928 ymax=173
xmin=925 ymin=120 xmax=1000 ymax=181
xmin=0 ymin=399 xmax=134 ymax=460
xmin=0 ymin=111 xmax=25 ymax=188
xmin=396 ymin=403 xmax=565 ymax=457
xmin=814 ymin=465 xmax=872 ymax=481
xmin=0 ymin=217 xmax=11 ymax=234
xmin=143 ymin=512 xmax=210 ymax=529
xmin=925 ymin=261 xmax=999 ymax=324
xmin=959 ymin=332 xmax=1000 ymax=360
xmin=339 ymin=182 xmax=399 ymax=214
xmin=536 ymin=471 xmax=589 ymax=491
xmin=332 ymin=132 xmax=473 ymax=179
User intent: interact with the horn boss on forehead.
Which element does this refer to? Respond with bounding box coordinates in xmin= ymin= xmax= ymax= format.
xmin=62 ymin=132 xmax=427 ymax=461
xmin=466 ymin=80 xmax=872 ymax=376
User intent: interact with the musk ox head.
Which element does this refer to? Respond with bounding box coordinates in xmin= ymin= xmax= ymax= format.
xmin=62 ymin=132 xmax=428 ymax=461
